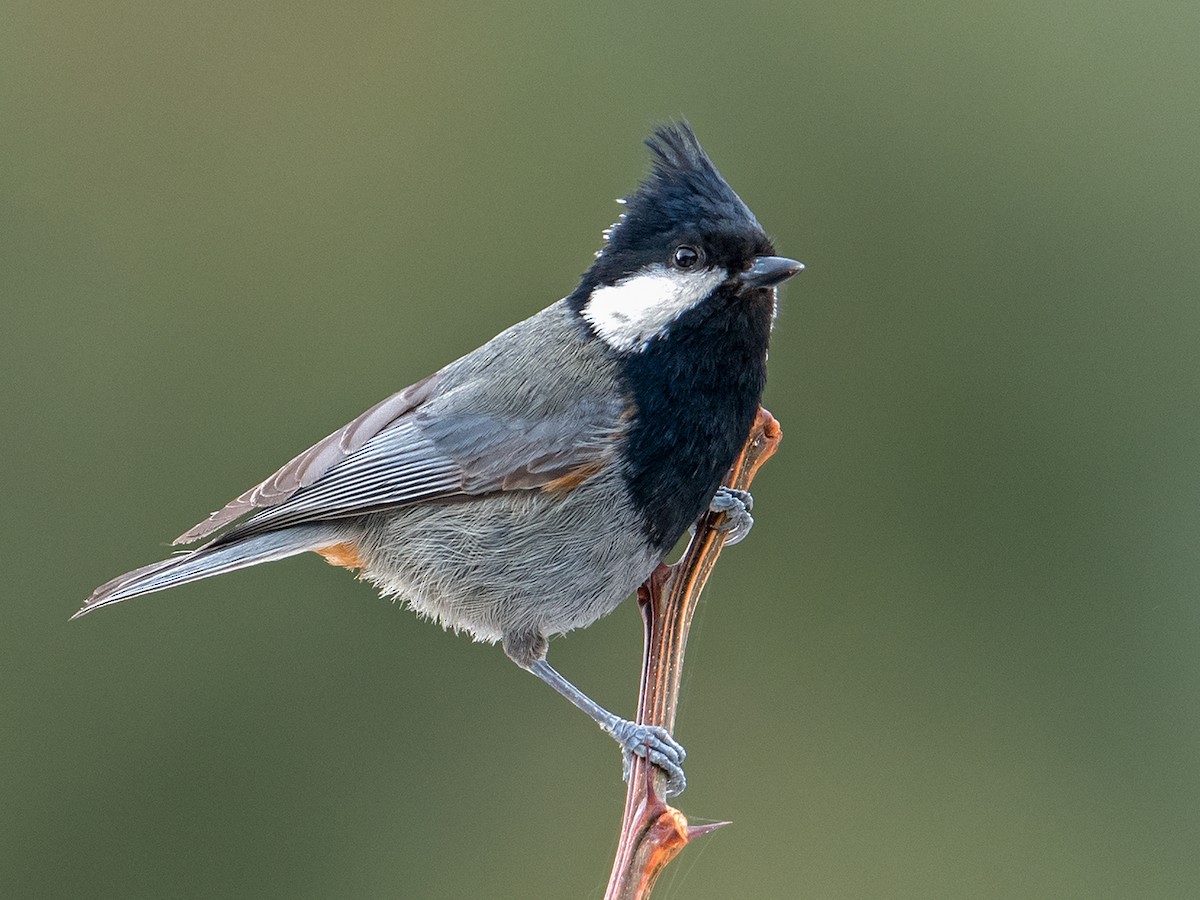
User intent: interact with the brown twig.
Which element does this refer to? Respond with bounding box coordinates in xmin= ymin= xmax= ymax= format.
xmin=603 ymin=408 xmax=783 ymax=900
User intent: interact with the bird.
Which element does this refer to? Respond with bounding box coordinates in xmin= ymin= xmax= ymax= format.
xmin=77 ymin=121 xmax=803 ymax=795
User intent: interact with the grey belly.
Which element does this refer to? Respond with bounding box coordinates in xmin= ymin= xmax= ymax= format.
xmin=351 ymin=478 xmax=661 ymax=643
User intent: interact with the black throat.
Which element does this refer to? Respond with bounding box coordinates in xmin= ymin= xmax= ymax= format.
xmin=618 ymin=288 xmax=775 ymax=553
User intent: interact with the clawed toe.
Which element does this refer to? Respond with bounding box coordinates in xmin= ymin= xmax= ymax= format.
xmin=709 ymin=487 xmax=754 ymax=546
xmin=610 ymin=720 xmax=688 ymax=797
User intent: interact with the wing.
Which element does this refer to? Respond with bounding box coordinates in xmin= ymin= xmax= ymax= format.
xmin=175 ymin=301 xmax=627 ymax=546
xmin=175 ymin=375 xmax=439 ymax=544
xmin=215 ymin=397 xmax=625 ymax=542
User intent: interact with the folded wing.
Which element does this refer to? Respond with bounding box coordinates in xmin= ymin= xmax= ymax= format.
xmin=178 ymin=376 xmax=627 ymax=547
xmin=176 ymin=376 xmax=439 ymax=544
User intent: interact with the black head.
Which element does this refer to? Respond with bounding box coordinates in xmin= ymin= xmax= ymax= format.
xmin=568 ymin=121 xmax=802 ymax=354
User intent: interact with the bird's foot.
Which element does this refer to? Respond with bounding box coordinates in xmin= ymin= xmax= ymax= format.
xmin=607 ymin=719 xmax=687 ymax=797
xmin=708 ymin=486 xmax=754 ymax=545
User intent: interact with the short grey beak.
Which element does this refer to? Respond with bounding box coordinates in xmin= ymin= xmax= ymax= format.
xmin=741 ymin=256 xmax=804 ymax=291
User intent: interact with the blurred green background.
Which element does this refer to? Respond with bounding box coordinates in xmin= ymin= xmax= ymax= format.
xmin=3 ymin=1 xmax=1199 ymax=897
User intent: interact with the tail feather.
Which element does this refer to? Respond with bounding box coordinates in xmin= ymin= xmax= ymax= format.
xmin=75 ymin=524 xmax=341 ymax=619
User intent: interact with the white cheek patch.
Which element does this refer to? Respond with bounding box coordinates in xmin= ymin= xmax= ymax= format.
xmin=582 ymin=264 xmax=727 ymax=353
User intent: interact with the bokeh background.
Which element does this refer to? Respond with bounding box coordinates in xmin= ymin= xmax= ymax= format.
xmin=4 ymin=1 xmax=1199 ymax=897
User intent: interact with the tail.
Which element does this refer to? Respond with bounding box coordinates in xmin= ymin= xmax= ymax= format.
xmin=75 ymin=524 xmax=343 ymax=620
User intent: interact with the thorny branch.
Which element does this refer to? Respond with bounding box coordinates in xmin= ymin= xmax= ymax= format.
xmin=604 ymin=408 xmax=782 ymax=900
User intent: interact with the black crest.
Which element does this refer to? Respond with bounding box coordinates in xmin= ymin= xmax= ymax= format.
xmin=608 ymin=122 xmax=760 ymax=251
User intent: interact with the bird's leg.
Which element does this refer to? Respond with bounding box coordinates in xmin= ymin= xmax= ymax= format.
xmin=502 ymin=628 xmax=687 ymax=796
xmin=695 ymin=486 xmax=755 ymax=545
xmin=526 ymin=658 xmax=687 ymax=796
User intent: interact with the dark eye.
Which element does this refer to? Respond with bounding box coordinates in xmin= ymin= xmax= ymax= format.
xmin=672 ymin=245 xmax=701 ymax=269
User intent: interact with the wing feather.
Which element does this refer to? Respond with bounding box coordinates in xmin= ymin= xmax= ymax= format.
xmin=173 ymin=304 xmax=628 ymax=546
xmin=174 ymin=375 xmax=437 ymax=544
xmin=219 ymin=421 xmax=465 ymax=537
xmin=184 ymin=390 xmax=627 ymax=546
